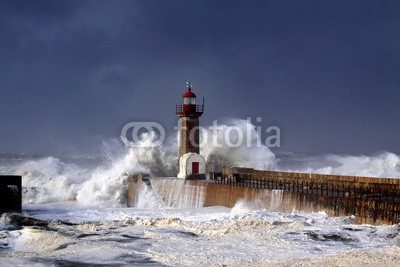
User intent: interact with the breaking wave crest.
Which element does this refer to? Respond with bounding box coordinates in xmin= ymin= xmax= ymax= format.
xmin=201 ymin=119 xmax=276 ymax=171
xmin=1 ymin=119 xmax=399 ymax=206
xmin=279 ymin=152 xmax=400 ymax=178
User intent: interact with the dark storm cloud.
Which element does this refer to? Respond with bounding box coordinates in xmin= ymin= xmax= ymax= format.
xmin=0 ymin=0 xmax=399 ymax=155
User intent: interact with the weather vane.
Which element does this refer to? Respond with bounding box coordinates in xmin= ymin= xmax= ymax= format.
xmin=186 ymin=81 xmax=192 ymax=89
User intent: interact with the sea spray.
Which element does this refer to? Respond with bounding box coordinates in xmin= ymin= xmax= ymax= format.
xmin=229 ymin=189 xmax=284 ymax=215
xmin=9 ymin=119 xmax=276 ymax=205
xmin=230 ymin=199 xmax=253 ymax=219
xmin=279 ymin=152 xmax=400 ymax=178
xmin=201 ymin=119 xmax=276 ymax=171
xmin=14 ymin=157 xmax=88 ymax=204
xmin=2 ymin=119 xmax=400 ymax=207
xmin=135 ymin=179 xmax=165 ymax=209
xmin=144 ymin=178 xmax=205 ymax=208
xmin=321 ymin=152 xmax=400 ymax=177
xmin=75 ymin=143 xmax=158 ymax=206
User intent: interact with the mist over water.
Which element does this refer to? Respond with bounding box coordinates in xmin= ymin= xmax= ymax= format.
xmin=0 ymin=119 xmax=400 ymax=206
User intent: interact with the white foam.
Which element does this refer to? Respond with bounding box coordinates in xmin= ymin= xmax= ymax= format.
xmin=201 ymin=119 xmax=277 ymax=171
xmin=4 ymin=202 xmax=396 ymax=265
xmin=281 ymin=152 xmax=400 ymax=178
xmin=2 ymin=119 xmax=400 ymax=208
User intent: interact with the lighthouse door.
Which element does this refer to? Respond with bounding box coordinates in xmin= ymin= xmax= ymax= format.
xmin=192 ymin=162 xmax=199 ymax=174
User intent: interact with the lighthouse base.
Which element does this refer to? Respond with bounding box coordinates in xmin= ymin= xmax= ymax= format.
xmin=177 ymin=153 xmax=206 ymax=179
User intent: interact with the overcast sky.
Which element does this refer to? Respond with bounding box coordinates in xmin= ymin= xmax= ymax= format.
xmin=1 ymin=0 xmax=399 ymax=155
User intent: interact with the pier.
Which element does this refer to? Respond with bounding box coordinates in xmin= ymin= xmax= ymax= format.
xmin=204 ymin=168 xmax=400 ymax=224
xmin=126 ymin=169 xmax=400 ymax=224
xmin=124 ymin=82 xmax=400 ymax=225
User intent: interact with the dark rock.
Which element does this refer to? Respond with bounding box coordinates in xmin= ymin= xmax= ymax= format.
xmin=2 ymin=213 xmax=48 ymax=228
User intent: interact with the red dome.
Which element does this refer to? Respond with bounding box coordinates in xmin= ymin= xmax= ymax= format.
xmin=183 ymin=88 xmax=196 ymax=98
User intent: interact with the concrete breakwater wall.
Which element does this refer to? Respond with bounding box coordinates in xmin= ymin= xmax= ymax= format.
xmin=126 ymin=169 xmax=400 ymax=224
xmin=208 ymin=168 xmax=400 ymax=224
xmin=187 ymin=181 xmax=398 ymax=225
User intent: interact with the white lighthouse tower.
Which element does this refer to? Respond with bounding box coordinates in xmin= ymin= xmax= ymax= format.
xmin=176 ymin=82 xmax=206 ymax=179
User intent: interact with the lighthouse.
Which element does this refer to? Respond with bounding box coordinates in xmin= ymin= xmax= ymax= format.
xmin=176 ymin=82 xmax=206 ymax=179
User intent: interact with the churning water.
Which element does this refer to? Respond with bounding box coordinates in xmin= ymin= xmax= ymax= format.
xmin=1 ymin=119 xmax=400 ymax=265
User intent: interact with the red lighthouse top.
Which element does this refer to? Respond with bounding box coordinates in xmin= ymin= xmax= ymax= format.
xmin=176 ymin=81 xmax=204 ymax=117
xmin=183 ymin=82 xmax=196 ymax=98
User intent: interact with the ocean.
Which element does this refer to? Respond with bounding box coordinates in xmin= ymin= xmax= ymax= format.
xmin=1 ymin=120 xmax=400 ymax=266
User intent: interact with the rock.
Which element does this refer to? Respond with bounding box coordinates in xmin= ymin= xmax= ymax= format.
xmin=1 ymin=213 xmax=48 ymax=229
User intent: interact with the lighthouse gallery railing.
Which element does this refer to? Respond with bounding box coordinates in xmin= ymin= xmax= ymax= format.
xmin=176 ymin=105 xmax=204 ymax=113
